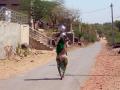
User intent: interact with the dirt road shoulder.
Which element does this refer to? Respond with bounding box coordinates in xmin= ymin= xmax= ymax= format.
xmin=81 ymin=40 xmax=120 ymax=90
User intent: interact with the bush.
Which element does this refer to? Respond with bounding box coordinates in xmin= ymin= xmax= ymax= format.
xmin=114 ymin=32 xmax=120 ymax=43
xmin=16 ymin=44 xmax=29 ymax=57
xmin=83 ymin=33 xmax=97 ymax=43
xmin=105 ymin=30 xmax=120 ymax=45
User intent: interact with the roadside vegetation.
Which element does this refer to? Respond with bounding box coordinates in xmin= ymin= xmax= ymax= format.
xmin=93 ymin=21 xmax=120 ymax=45
xmin=20 ymin=0 xmax=99 ymax=44
xmin=73 ymin=22 xmax=97 ymax=43
xmin=20 ymin=0 xmax=120 ymax=45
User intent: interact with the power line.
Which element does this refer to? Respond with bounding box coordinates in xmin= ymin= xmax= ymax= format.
xmin=81 ymin=7 xmax=109 ymax=15
xmin=80 ymin=3 xmax=120 ymax=23
xmin=81 ymin=4 xmax=119 ymax=15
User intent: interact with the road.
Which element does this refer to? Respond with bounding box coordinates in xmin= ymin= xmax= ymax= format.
xmin=0 ymin=42 xmax=102 ymax=90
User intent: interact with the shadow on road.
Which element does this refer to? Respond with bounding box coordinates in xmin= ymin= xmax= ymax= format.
xmin=65 ymin=74 xmax=119 ymax=77
xmin=24 ymin=78 xmax=61 ymax=81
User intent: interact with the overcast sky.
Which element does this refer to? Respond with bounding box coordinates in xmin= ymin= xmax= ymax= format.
xmin=64 ymin=0 xmax=120 ymax=24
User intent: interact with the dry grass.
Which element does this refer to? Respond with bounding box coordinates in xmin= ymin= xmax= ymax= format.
xmin=0 ymin=50 xmax=55 ymax=79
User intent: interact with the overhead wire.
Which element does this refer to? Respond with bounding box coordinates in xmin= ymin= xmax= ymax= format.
xmin=82 ymin=5 xmax=120 ymax=20
xmin=113 ymin=0 xmax=120 ymax=20
xmin=81 ymin=7 xmax=109 ymax=15
xmin=78 ymin=1 xmax=120 ymax=22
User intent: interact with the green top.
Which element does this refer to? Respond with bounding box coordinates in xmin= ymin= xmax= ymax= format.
xmin=56 ymin=38 xmax=65 ymax=55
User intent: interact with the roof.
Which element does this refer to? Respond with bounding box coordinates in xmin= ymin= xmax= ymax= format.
xmin=0 ymin=0 xmax=20 ymax=4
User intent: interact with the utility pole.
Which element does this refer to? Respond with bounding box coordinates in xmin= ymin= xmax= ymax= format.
xmin=110 ymin=3 xmax=114 ymax=45
xmin=80 ymin=18 xmax=82 ymax=33
xmin=78 ymin=18 xmax=82 ymax=41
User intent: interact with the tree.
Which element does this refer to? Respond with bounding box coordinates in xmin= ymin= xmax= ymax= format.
xmin=51 ymin=7 xmax=80 ymax=30
xmin=20 ymin=0 xmax=31 ymax=13
xmin=20 ymin=0 xmax=58 ymax=21
xmin=20 ymin=0 xmax=80 ymax=32
xmin=33 ymin=0 xmax=58 ymax=21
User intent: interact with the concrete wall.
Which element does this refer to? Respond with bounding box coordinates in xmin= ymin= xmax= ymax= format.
xmin=0 ymin=21 xmax=29 ymax=59
xmin=21 ymin=24 xmax=29 ymax=45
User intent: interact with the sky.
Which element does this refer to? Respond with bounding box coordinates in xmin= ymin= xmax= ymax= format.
xmin=64 ymin=0 xmax=120 ymax=24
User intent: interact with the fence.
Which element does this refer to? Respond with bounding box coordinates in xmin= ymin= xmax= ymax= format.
xmin=0 ymin=7 xmax=28 ymax=24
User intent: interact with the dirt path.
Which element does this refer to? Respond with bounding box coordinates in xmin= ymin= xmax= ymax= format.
xmin=81 ymin=39 xmax=120 ymax=90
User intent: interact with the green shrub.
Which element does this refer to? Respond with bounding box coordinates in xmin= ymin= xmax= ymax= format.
xmin=105 ymin=30 xmax=120 ymax=45
xmin=114 ymin=31 xmax=120 ymax=43
xmin=16 ymin=44 xmax=29 ymax=57
xmin=83 ymin=33 xmax=97 ymax=43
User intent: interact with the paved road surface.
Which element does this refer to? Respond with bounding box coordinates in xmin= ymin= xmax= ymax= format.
xmin=0 ymin=42 xmax=102 ymax=90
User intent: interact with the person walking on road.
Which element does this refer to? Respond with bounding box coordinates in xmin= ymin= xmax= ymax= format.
xmin=56 ymin=32 xmax=68 ymax=79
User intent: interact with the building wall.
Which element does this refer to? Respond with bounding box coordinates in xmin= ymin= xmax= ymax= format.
xmin=0 ymin=21 xmax=29 ymax=59
xmin=0 ymin=0 xmax=20 ymax=10
xmin=21 ymin=24 xmax=29 ymax=45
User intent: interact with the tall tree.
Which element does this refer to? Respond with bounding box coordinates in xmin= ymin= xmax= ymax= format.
xmin=20 ymin=0 xmax=58 ymax=21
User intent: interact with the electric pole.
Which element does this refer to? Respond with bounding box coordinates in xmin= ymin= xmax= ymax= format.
xmin=80 ymin=18 xmax=82 ymax=33
xmin=110 ymin=3 xmax=114 ymax=45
